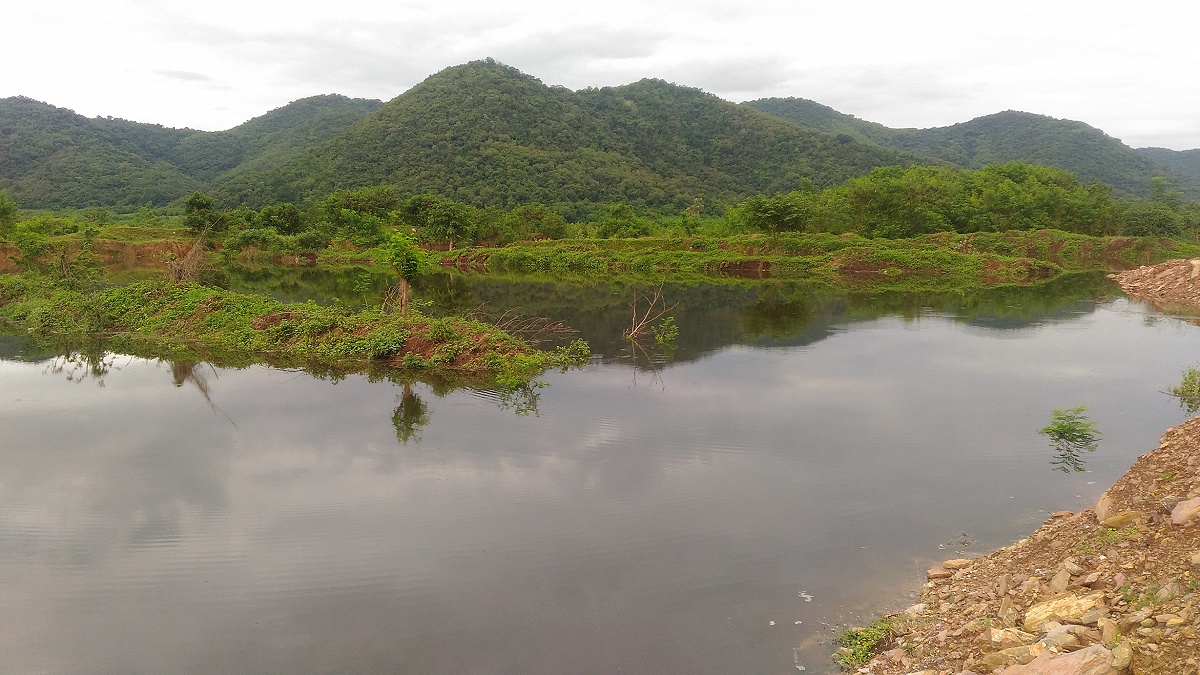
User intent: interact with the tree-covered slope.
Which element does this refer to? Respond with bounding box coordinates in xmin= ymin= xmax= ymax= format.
xmin=1137 ymin=147 xmax=1200 ymax=182
xmin=0 ymin=97 xmax=203 ymax=208
xmin=0 ymin=94 xmax=381 ymax=208
xmin=743 ymin=97 xmax=895 ymax=145
xmin=164 ymin=94 xmax=384 ymax=183
xmin=746 ymin=100 xmax=1199 ymax=199
xmin=212 ymin=60 xmax=923 ymax=209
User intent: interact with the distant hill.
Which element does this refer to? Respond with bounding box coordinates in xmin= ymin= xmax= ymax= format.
xmin=0 ymin=94 xmax=381 ymax=208
xmin=6 ymin=61 xmax=1199 ymax=211
xmin=211 ymin=60 xmax=921 ymax=209
xmin=746 ymin=99 xmax=1199 ymax=199
xmin=1137 ymin=147 xmax=1200 ymax=182
xmin=0 ymin=97 xmax=202 ymax=208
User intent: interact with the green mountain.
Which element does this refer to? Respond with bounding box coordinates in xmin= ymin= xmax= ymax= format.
xmin=1137 ymin=147 xmax=1200 ymax=182
xmin=746 ymin=99 xmax=1198 ymax=198
xmin=212 ymin=60 xmax=922 ymax=210
xmin=0 ymin=94 xmax=381 ymax=209
xmin=0 ymin=97 xmax=202 ymax=208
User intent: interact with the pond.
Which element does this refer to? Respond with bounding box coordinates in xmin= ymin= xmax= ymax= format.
xmin=2 ymin=272 xmax=1199 ymax=673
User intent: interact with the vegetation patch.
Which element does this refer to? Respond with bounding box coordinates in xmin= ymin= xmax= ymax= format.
xmin=834 ymin=617 xmax=897 ymax=669
xmin=0 ymin=276 xmax=589 ymax=387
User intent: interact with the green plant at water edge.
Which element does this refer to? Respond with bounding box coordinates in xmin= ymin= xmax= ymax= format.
xmin=1040 ymin=406 xmax=1101 ymax=473
xmin=1076 ymin=526 xmax=1139 ymax=555
xmin=834 ymin=617 xmax=896 ymax=669
xmin=651 ymin=316 xmax=678 ymax=348
xmin=1169 ymin=366 xmax=1200 ymax=416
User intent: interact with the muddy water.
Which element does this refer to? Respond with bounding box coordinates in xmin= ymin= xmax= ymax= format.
xmin=2 ymin=276 xmax=1200 ymax=673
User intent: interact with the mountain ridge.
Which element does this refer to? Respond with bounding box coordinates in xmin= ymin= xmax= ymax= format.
xmin=2 ymin=60 xmax=1196 ymax=209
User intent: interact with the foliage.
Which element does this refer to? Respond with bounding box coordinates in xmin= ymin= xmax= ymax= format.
xmin=0 ymin=191 xmax=17 ymax=236
xmin=748 ymin=101 xmax=1199 ymax=200
xmin=0 ymin=278 xmax=590 ymax=386
xmin=1169 ymin=366 xmax=1200 ymax=416
xmin=182 ymin=191 xmax=220 ymax=233
xmin=834 ymin=617 xmax=896 ymax=668
xmin=1040 ymin=406 xmax=1101 ymax=473
xmin=0 ymin=94 xmax=379 ymax=208
xmin=211 ymin=59 xmax=919 ymax=209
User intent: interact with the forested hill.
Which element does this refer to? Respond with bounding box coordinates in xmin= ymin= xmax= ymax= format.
xmin=746 ymin=99 xmax=1199 ymax=199
xmin=0 ymin=94 xmax=382 ymax=208
xmin=211 ymin=60 xmax=922 ymax=210
xmin=1137 ymin=147 xmax=1200 ymax=182
xmin=0 ymin=96 xmax=203 ymax=207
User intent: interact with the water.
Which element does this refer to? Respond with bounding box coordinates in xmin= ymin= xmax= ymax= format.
xmin=2 ymin=275 xmax=1199 ymax=673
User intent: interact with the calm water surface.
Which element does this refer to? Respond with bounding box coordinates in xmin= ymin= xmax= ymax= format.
xmin=2 ymin=277 xmax=1199 ymax=674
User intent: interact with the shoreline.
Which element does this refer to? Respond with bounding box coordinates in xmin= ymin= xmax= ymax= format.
xmin=854 ymin=260 xmax=1200 ymax=675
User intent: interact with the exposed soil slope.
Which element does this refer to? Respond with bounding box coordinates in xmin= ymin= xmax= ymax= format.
xmin=1109 ymin=258 xmax=1200 ymax=314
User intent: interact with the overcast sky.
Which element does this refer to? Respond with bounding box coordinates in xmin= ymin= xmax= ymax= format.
xmin=5 ymin=0 xmax=1198 ymax=149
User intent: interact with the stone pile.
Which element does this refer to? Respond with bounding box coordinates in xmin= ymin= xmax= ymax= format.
xmin=1109 ymin=258 xmax=1200 ymax=314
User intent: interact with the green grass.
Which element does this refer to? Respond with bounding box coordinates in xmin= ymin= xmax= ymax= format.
xmin=0 ymin=276 xmax=589 ymax=387
xmin=834 ymin=617 xmax=896 ymax=669
xmin=439 ymin=230 xmax=1199 ymax=291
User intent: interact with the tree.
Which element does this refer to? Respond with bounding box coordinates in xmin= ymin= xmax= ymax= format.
xmin=382 ymin=232 xmax=425 ymax=314
xmin=182 ymin=192 xmax=221 ymax=233
xmin=401 ymin=194 xmax=479 ymax=250
xmin=0 ymin=191 xmax=18 ymax=238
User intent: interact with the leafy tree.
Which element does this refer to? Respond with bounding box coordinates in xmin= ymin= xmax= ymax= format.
xmin=183 ymin=192 xmax=222 ymax=233
xmin=257 ymin=202 xmax=303 ymax=234
xmin=382 ymin=232 xmax=426 ymax=314
xmin=0 ymin=191 xmax=19 ymax=238
xmin=1122 ymin=201 xmax=1183 ymax=237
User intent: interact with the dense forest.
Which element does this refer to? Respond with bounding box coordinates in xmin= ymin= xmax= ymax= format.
xmin=746 ymin=99 xmax=1200 ymax=200
xmin=2 ymin=59 xmax=1198 ymax=220
xmin=0 ymin=95 xmax=381 ymax=208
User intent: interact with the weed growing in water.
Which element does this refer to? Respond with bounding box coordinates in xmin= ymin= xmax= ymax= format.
xmin=1040 ymin=406 xmax=1101 ymax=473
xmin=1169 ymin=366 xmax=1200 ymax=416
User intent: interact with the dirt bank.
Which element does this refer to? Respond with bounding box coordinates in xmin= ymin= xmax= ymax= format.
xmin=1109 ymin=258 xmax=1200 ymax=315
xmin=854 ymin=416 xmax=1200 ymax=675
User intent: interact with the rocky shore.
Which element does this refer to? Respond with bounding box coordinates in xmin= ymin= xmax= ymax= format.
xmin=853 ymin=260 xmax=1200 ymax=675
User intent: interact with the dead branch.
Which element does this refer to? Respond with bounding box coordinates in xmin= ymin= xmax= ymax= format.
xmin=624 ymin=285 xmax=678 ymax=342
xmin=468 ymin=305 xmax=577 ymax=346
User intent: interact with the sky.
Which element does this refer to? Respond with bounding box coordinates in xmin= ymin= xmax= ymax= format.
xmin=4 ymin=0 xmax=1198 ymax=150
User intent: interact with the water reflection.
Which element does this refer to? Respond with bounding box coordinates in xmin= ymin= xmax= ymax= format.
xmin=2 ymin=274 xmax=1190 ymax=674
xmin=392 ymin=383 xmax=430 ymax=444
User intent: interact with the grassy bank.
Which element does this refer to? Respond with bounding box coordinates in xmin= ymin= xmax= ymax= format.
xmin=439 ymin=230 xmax=1200 ymax=290
xmin=0 ymin=276 xmax=589 ymax=387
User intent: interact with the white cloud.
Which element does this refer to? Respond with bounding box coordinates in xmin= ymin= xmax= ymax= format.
xmin=0 ymin=0 xmax=1197 ymax=148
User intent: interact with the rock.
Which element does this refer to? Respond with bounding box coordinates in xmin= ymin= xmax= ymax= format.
xmin=1100 ymin=511 xmax=1142 ymax=528
xmin=986 ymin=627 xmax=1037 ymax=649
xmin=943 ymin=558 xmax=974 ymax=570
xmin=928 ymin=567 xmax=953 ymax=580
xmin=1190 ymin=551 xmax=1200 ymax=567
xmin=905 ymin=602 xmax=927 ymax=617
xmin=979 ymin=644 xmax=1044 ymax=672
xmin=1002 ymin=644 xmax=1115 ymax=674
xmin=1062 ymin=559 xmax=1085 ymax=576
xmin=1110 ymin=641 xmax=1132 ymax=670
xmin=1080 ymin=572 xmax=1101 ymax=587
xmin=1171 ymin=496 xmax=1200 ymax=525
xmin=1050 ymin=568 xmax=1072 ymax=593
xmin=1000 ymin=596 xmax=1021 ymax=628
xmin=1074 ymin=606 xmax=1108 ymax=626
xmin=1097 ymin=617 xmax=1118 ymax=644
xmin=1094 ymin=492 xmax=1115 ymax=522
xmin=1024 ymin=592 xmax=1106 ymax=633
